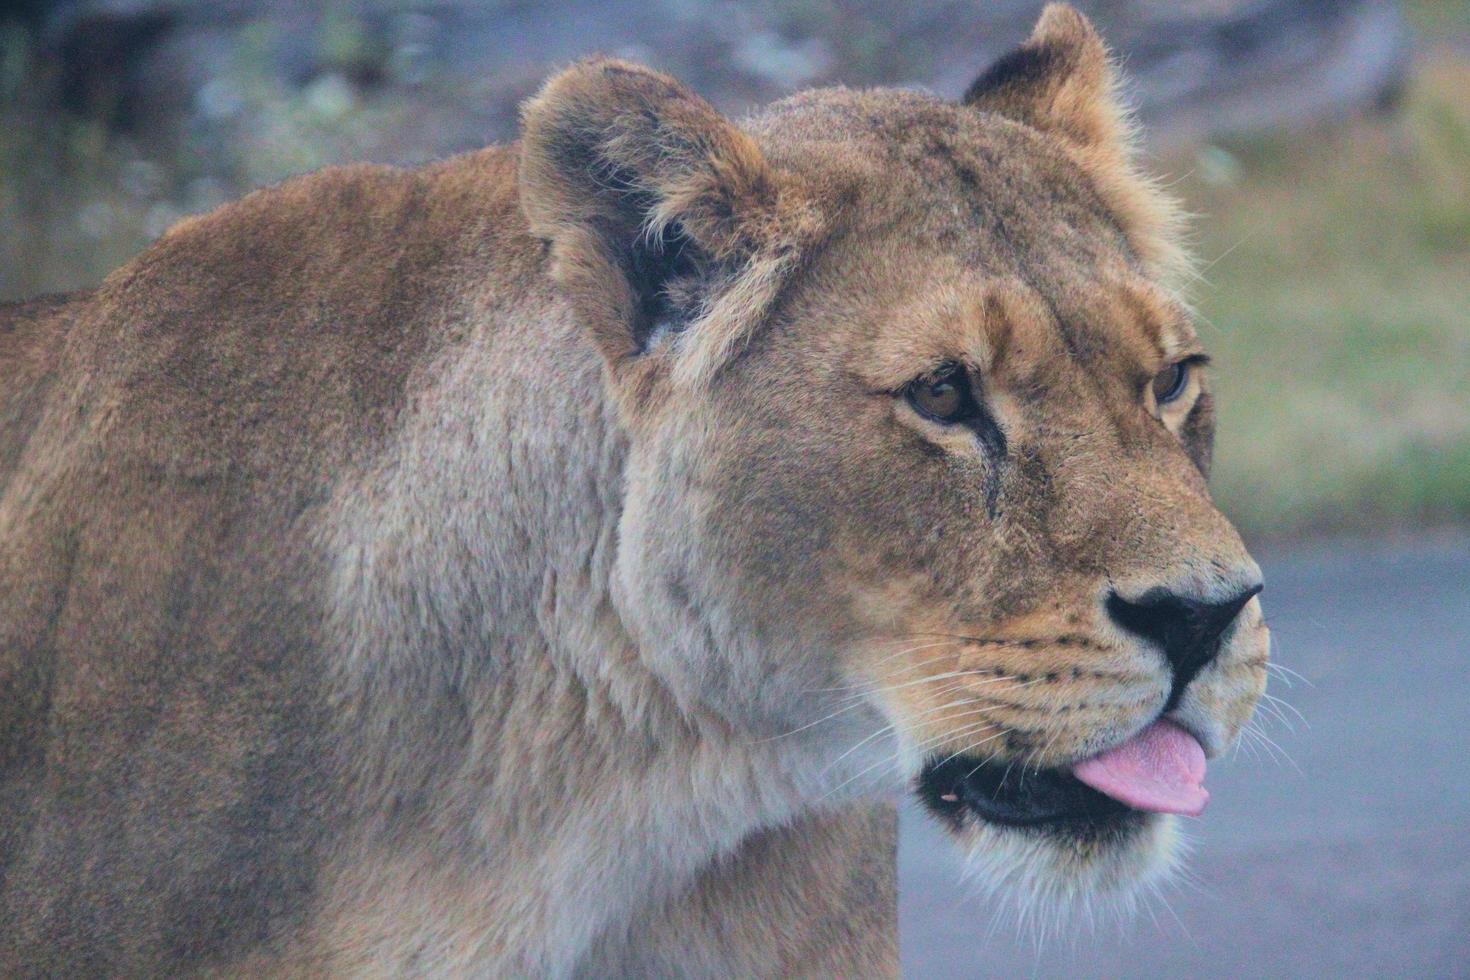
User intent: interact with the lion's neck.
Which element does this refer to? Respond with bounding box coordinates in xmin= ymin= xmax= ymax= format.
xmin=316 ymin=301 xmax=830 ymax=972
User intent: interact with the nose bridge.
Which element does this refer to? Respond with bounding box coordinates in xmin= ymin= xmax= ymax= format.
xmin=1045 ymin=420 xmax=1257 ymax=595
xmin=1070 ymin=425 xmax=1265 ymax=707
xmin=1127 ymin=494 xmax=1258 ymax=599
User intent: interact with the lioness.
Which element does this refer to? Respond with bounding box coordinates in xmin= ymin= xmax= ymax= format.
xmin=0 ymin=5 xmax=1268 ymax=976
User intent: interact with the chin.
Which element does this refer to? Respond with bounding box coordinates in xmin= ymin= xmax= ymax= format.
xmin=916 ymin=756 xmax=1187 ymax=935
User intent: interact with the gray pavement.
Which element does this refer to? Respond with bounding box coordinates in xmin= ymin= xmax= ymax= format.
xmin=900 ymin=531 xmax=1470 ymax=979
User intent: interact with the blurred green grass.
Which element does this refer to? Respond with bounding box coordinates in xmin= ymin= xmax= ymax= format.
xmin=1404 ymin=0 xmax=1470 ymax=33
xmin=1184 ymin=55 xmax=1470 ymax=539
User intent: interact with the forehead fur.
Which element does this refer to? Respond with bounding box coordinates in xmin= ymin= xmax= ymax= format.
xmin=748 ymin=87 xmax=1138 ymax=275
xmin=739 ymin=88 xmax=1194 ymax=374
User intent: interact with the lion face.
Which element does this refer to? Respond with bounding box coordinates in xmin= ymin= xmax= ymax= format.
xmin=521 ymin=4 xmax=1266 ymax=912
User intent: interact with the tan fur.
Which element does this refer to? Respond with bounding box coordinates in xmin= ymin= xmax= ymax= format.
xmin=0 ymin=6 xmax=1264 ymax=975
xmin=964 ymin=5 xmax=1193 ymax=288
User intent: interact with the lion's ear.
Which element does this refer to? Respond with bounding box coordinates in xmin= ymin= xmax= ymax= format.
xmin=520 ymin=58 xmax=814 ymax=384
xmin=962 ymin=4 xmax=1121 ymax=151
xmin=962 ymin=4 xmax=1189 ymax=286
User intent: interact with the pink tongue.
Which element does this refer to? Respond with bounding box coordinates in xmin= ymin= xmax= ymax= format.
xmin=1072 ymin=720 xmax=1209 ymax=816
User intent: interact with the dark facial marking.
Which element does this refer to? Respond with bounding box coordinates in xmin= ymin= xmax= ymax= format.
xmin=1180 ymin=390 xmax=1215 ymax=475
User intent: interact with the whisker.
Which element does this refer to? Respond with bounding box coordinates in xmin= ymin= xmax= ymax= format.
xmin=1253 ymin=695 xmax=1297 ymax=734
xmin=1028 ymin=725 xmax=1067 ymax=777
xmin=1265 ymin=661 xmax=1312 ymax=687
xmin=841 ymin=669 xmax=1025 ymax=700
xmin=1232 ymin=727 xmax=1263 ymax=763
xmin=752 ymin=693 xmax=874 ymax=743
xmin=809 ymin=640 xmax=966 ymax=693
xmin=811 ymin=668 xmax=1012 ymax=716
xmin=1190 ymin=229 xmax=1256 ymax=282
xmin=1240 ymin=723 xmax=1301 ymax=774
xmin=861 ymin=638 xmax=967 ymax=670
xmin=818 ymin=688 xmax=1009 ymax=779
xmin=820 ymin=720 xmax=897 ymax=777
xmin=1260 ymin=690 xmax=1308 ymax=728
xmin=852 ymin=717 xmax=1011 ymax=800
xmin=931 ymin=728 xmax=1011 ymax=774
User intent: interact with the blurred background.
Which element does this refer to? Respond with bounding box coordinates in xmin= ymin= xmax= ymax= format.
xmin=1 ymin=1 xmax=1466 ymax=976
xmin=2 ymin=0 xmax=1466 ymax=538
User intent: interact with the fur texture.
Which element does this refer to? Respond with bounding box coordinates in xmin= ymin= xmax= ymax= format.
xmin=0 ymin=6 xmax=1265 ymax=975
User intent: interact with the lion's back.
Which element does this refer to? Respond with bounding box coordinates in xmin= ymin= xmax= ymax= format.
xmin=0 ymin=192 xmax=363 ymax=975
xmin=0 ymin=146 xmax=539 ymax=973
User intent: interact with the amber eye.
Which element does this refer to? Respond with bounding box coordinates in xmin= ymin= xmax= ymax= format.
xmin=906 ymin=363 xmax=980 ymax=424
xmin=1152 ymin=360 xmax=1191 ymax=406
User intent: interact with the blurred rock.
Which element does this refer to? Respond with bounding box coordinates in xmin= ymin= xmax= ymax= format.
xmin=303 ymin=72 xmax=357 ymax=120
xmin=20 ymin=0 xmax=1411 ymax=163
xmin=731 ymin=32 xmax=834 ymax=87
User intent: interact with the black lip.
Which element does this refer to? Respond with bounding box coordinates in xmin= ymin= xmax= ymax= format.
xmin=916 ymin=754 xmax=1134 ymax=829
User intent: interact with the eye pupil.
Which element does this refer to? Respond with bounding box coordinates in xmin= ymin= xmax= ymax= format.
xmin=1152 ymin=361 xmax=1190 ymax=405
xmin=908 ymin=366 xmax=974 ymax=423
xmin=926 ymin=381 xmax=958 ymax=413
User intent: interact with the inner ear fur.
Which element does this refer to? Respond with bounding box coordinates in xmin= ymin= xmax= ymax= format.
xmin=519 ymin=58 xmax=818 ymax=382
xmin=963 ymin=4 xmax=1191 ymax=287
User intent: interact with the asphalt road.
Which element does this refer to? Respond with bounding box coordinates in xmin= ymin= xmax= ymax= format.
xmin=899 ymin=531 xmax=1470 ymax=979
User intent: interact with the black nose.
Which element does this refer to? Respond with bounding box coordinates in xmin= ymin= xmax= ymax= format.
xmin=1107 ymin=583 xmax=1262 ymax=709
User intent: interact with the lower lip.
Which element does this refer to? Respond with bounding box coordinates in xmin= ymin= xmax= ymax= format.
xmin=916 ymin=755 xmax=1134 ymax=828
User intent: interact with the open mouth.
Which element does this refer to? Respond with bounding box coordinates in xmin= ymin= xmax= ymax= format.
xmin=917 ymin=755 xmax=1133 ymax=829
xmin=916 ymin=719 xmax=1209 ymax=831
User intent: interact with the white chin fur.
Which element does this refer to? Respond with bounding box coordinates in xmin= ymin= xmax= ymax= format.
xmin=954 ymin=813 xmax=1188 ymax=941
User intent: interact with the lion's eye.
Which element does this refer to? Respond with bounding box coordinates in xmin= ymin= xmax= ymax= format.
xmin=906 ymin=364 xmax=980 ymax=424
xmin=1152 ymin=361 xmax=1191 ymax=406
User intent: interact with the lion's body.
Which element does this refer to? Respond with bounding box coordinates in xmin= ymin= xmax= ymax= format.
xmin=0 ymin=152 xmax=895 ymax=975
xmin=0 ymin=6 xmax=1269 ymax=976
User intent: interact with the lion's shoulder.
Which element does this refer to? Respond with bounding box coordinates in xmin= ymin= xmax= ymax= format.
xmin=33 ymin=147 xmax=538 ymax=480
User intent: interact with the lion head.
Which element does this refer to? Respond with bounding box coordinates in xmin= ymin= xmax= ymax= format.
xmin=519 ymin=4 xmax=1266 ymax=915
